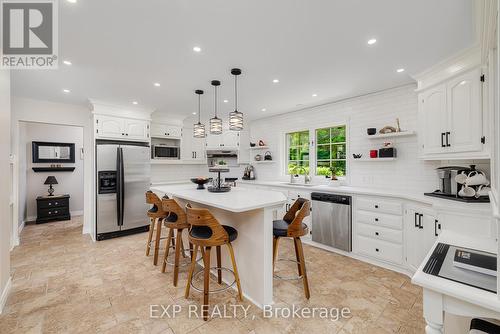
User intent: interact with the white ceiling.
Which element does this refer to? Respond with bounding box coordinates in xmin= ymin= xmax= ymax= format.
xmin=11 ymin=0 xmax=476 ymax=121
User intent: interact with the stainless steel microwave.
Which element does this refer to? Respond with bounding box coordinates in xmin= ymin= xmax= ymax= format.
xmin=152 ymin=145 xmax=180 ymax=159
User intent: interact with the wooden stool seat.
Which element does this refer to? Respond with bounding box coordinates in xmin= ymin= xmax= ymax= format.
xmin=184 ymin=205 xmax=243 ymax=321
xmin=272 ymin=198 xmax=311 ymax=299
xmin=145 ymin=191 xmax=169 ymax=265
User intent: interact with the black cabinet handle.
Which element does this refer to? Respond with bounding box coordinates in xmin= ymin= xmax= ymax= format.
xmin=446 ymin=132 xmax=450 ymax=147
xmin=375 ymin=248 xmax=379 ymax=252
xmin=126 ymin=133 xmax=129 ymax=136
xmin=434 ymin=220 xmax=440 ymax=237
xmin=121 ymin=133 xmax=125 ymax=136
xmin=414 ymin=212 xmax=419 ymax=228
xmin=375 ymin=232 xmax=379 ymax=236
xmin=441 ymin=133 xmax=446 ymax=147
xmin=374 ymin=205 xmax=379 ymax=209
xmin=419 ymin=214 xmax=423 ymax=229
xmin=375 ymin=218 xmax=379 ymax=222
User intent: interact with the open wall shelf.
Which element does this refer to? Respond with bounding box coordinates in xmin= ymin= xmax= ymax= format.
xmin=32 ymin=167 xmax=76 ymax=172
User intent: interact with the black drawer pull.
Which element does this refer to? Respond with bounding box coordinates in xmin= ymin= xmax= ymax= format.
xmin=374 ymin=205 xmax=379 ymax=209
xmin=375 ymin=248 xmax=379 ymax=252
xmin=375 ymin=232 xmax=379 ymax=236
xmin=375 ymin=218 xmax=379 ymax=222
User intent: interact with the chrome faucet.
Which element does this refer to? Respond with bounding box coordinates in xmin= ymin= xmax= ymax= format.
xmin=297 ymin=167 xmax=311 ymax=184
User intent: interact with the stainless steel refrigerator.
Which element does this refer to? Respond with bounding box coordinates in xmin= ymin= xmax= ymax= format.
xmin=96 ymin=140 xmax=151 ymax=240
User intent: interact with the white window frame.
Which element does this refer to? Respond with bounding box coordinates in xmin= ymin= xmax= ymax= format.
xmin=314 ymin=124 xmax=348 ymax=178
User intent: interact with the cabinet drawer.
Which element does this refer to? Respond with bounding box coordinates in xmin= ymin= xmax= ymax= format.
xmin=356 ymin=210 xmax=402 ymax=230
xmin=39 ymin=207 xmax=69 ymax=218
xmin=357 ymin=235 xmax=403 ymax=264
xmin=357 ymin=197 xmax=402 ymax=215
xmin=356 ymin=223 xmax=403 ymax=244
xmin=37 ymin=198 xmax=69 ymax=209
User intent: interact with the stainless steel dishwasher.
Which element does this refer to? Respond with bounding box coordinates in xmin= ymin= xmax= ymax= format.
xmin=311 ymin=192 xmax=352 ymax=252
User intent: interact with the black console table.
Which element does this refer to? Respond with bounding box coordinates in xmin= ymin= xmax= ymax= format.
xmin=36 ymin=194 xmax=71 ymax=224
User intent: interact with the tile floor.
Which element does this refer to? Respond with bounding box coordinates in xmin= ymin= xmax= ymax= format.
xmin=0 ymin=217 xmax=425 ymax=333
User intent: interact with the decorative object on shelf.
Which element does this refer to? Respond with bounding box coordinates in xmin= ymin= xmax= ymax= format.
xmin=217 ymin=160 xmax=227 ymax=166
xmin=250 ymin=142 xmax=256 ymax=147
xmin=229 ymin=68 xmax=244 ymax=131
xmin=258 ymin=140 xmax=266 ymax=146
xmin=367 ymin=128 xmax=377 ymax=135
xmin=193 ymin=89 xmax=206 ymax=138
xmin=396 ymin=118 xmax=402 ymax=132
xmin=242 ymin=164 xmax=255 ymax=180
xmin=264 ymin=151 xmax=272 ymax=161
xmin=254 ymin=154 xmax=262 ymax=161
xmin=44 ymin=176 xmax=58 ymax=196
xmin=352 ymin=154 xmax=362 ymax=159
xmin=190 ymin=177 xmax=211 ymax=190
xmin=379 ymin=126 xmax=397 ymax=134
xmin=209 ymin=80 xmax=223 ymax=135
xmin=379 ymin=147 xmax=397 ymax=158
xmin=383 ymin=142 xmax=393 ymax=148
xmin=370 ymin=150 xmax=378 ymax=158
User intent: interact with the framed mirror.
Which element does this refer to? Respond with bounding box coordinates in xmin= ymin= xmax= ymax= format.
xmin=32 ymin=141 xmax=75 ymax=163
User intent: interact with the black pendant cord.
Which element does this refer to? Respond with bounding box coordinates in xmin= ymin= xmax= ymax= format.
xmin=234 ymin=74 xmax=238 ymax=111
xmin=198 ymin=94 xmax=201 ymax=123
xmin=214 ymin=85 xmax=218 ymax=118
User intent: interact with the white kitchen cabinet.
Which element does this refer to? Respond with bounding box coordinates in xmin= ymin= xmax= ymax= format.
xmin=206 ymin=131 xmax=240 ymax=149
xmin=405 ymin=207 xmax=441 ymax=272
xmin=181 ymin=128 xmax=206 ymax=161
xmin=96 ymin=115 xmax=150 ymax=142
xmin=151 ymin=123 xmax=182 ymax=139
xmin=419 ymin=68 xmax=484 ymax=159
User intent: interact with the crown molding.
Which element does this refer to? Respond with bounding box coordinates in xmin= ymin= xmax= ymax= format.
xmin=88 ymin=99 xmax=154 ymax=121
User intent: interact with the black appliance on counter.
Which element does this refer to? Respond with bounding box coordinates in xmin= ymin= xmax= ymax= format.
xmin=424 ymin=165 xmax=490 ymax=203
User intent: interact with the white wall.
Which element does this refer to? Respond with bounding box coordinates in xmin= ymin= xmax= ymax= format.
xmin=20 ymin=122 xmax=84 ymax=222
xmin=11 ymin=97 xmax=93 ymax=237
xmin=248 ymin=84 xmax=443 ymax=192
xmin=0 ymin=70 xmax=12 ymax=313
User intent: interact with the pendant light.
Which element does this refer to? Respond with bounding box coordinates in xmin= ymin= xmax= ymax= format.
xmin=193 ymin=89 xmax=205 ymax=138
xmin=210 ymin=80 xmax=223 ymax=135
xmin=229 ymin=68 xmax=244 ymax=131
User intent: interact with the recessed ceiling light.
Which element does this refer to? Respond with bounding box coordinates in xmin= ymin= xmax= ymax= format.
xmin=396 ymin=68 xmax=405 ymax=73
xmin=272 ymin=79 xmax=279 ymax=83
xmin=63 ymin=60 xmax=72 ymax=65
xmin=67 ymin=0 xmax=77 ymax=3
xmin=367 ymin=38 xmax=377 ymax=45
xmin=312 ymin=93 xmax=318 ymax=97
xmin=261 ymin=108 xmax=266 ymax=112
xmin=132 ymin=101 xmax=138 ymax=105
xmin=192 ymin=112 xmax=197 ymax=115
xmin=154 ymin=82 xmax=161 ymax=87
xmin=62 ymin=89 xmax=70 ymax=93
xmin=223 ymin=99 xmax=228 ymax=103
xmin=193 ymin=46 xmax=201 ymax=52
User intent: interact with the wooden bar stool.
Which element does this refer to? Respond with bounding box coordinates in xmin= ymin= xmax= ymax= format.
xmin=184 ymin=205 xmax=243 ymax=321
xmin=272 ymin=198 xmax=311 ymax=299
xmin=145 ymin=191 xmax=169 ymax=265
xmin=160 ymin=197 xmax=198 ymax=287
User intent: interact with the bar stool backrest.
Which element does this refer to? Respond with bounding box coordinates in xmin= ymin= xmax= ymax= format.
xmin=186 ymin=205 xmax=229 ymax=245
xmin=145 ymin=191 xmax=167 ymax=218
xmin=283 ymin=198 xmax=310 ymax=236
xmin=161 ymin=198 xmax=188 ymax=228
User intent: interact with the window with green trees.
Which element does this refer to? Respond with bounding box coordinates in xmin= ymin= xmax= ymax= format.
xmin=286 ymin=130 xmax=310 ymax=175
xmin=315 ymin=125 xmax=347 ymax=177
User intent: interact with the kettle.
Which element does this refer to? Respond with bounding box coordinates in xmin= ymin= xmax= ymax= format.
xmin=264 ymin=151 xmax=272 ymax=161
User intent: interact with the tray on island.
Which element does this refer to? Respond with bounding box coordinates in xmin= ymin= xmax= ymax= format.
xmin=207 ymin=186 xmax=231 ymax=193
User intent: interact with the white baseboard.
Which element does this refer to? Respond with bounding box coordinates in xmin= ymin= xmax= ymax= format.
xmin=18 ymin=221 xmax=25 ymax=234
xmin=71 ymin=210 xmax=84 ymax=216
xmin=0 ymin=277 xmax=12 ymax=314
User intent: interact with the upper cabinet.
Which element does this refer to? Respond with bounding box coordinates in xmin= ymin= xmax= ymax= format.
xmin=206 ymin=131 xmax=240 ymax=149
xmin=418 ymin=68 xmax=486 ymax=159
xmin=181 ymin=128 xmax=206 ymax=161
xmin=96 ymin=115 xmax=150 ymax=142
xmin=151 ymin=123 xmax=182 ymax=139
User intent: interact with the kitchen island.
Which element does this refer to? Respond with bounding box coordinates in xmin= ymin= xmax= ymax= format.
xmin=150 ymin=183 xmax=287 ymax=307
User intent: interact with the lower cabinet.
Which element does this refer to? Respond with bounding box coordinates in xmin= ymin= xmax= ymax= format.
xmin=405 ymin=207 xmax=442 ymax=272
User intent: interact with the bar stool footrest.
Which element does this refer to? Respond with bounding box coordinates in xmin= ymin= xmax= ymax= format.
xmin=190 ymin=267 xmax=236 ymax=294
xmin=165 ymin=248 xmax=202 ymax=267
xmin=274 ymin=258 xmax=304 ymax=281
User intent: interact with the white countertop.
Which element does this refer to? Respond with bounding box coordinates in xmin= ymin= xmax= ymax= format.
xmin=237 ymin=180 xmax=492 ymax=214
xmin=412 ymin=230 xmax=500 ymax=312
xmin=150 ymin=183 xmax=287 ymax=213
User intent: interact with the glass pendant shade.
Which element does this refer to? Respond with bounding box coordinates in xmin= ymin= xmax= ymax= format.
xmin=193 ymin=89 xmax=205 ymax=138
xmin=229 ymin=110 xmax=243 ymax=130
xmin=210 ymin=80 xmax=223 ymax=135
xmin=193 ymin=122 xmax=205 ymax=138
xmin=209 ymin=117 xmax=223 ymax=134
xmin=229 ymin=68 xmax=244 ymax=131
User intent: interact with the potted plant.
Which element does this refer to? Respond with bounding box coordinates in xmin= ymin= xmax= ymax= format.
xmin=328 ymin=166 xmax=342 ymax=187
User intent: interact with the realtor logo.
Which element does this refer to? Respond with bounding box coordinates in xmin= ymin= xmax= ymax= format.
xmin=1 ymin=0 xmax=58 ymax=69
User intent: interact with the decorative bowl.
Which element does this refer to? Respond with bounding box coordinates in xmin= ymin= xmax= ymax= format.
xmin=190 ymin=177 xmax=211 ymax=190
xmin=367 ymin=128 xmax=377 ymax=135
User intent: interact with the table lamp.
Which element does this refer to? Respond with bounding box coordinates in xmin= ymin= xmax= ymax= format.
xmin=44 ymin=176 xmax=58 ymax=196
